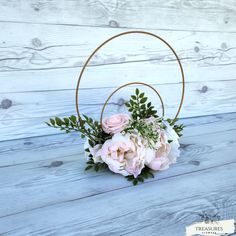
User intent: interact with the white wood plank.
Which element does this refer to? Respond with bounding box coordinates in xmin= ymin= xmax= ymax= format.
xmin=0 ymin=80 xmax=235 ymax=141
xmin=0 ymin=0 xmax=236 ymax=32
xmin=0 ymin=113 xmax=235 ymax=219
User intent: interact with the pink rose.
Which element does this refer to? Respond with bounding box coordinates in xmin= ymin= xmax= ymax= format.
xmin=101 ymin=133 xmax=146 ymax=177
xmin=102 ymin=114 xmax=130 ymax=134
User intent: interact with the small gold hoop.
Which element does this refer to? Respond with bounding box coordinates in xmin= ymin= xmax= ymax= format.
xmin=75 ymin=31 xmax=185 ymax=125
xmin=100 ymin=82 xmax=165 ymax=125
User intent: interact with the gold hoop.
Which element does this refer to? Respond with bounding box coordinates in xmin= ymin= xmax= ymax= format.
xmin=75 ymin=30 xmax=185 ymax=125
xmin=100 ymin=82 xmax=165 ymax=125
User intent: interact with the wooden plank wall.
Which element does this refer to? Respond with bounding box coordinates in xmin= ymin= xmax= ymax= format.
xmin=0 ymin=0 xmax=236 ymax=141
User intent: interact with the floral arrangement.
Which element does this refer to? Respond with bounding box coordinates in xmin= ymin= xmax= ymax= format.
xmin=46 ymin=89 xmax=184 ymax=185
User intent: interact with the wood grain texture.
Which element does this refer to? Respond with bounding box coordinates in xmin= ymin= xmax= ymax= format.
xmin=0 ymin=113 xmax=235 ymax=235
xmin=0 ymin=1 xmax=235 ymax=235
xmin=0 ymin=22 xmax=236 ymax=74
xmin=0 ymin=0 xmax=236 ymax=32
xmin=0 ymin=80 xmax=236 ymax=141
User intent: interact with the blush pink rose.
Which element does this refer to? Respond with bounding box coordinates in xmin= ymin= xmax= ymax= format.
xmin=101 ymin=133 xmax=146 ymax=177
xmin=102 ymin=114 xmax=130 ymax=134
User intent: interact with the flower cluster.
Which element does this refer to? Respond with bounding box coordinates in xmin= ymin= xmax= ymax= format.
xmin=46 ymin=89 xmax=184 ymax=185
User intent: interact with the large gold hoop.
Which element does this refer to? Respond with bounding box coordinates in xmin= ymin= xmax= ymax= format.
xmin=75 ymin=31 xmax=185 ymax=125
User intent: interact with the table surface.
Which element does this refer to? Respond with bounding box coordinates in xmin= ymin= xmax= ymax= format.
xmin=0 ymin=112 xmax=236 ymax=236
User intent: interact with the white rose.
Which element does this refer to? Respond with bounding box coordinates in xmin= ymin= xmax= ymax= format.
xmin=84 ymin=139 xmax=103 ymax=163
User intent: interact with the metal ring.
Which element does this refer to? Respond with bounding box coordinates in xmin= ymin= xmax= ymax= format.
xmin=75 ymin=31 xmax=185 ymax=125
xmin=100 ymin=82 xmax=165 ymax=125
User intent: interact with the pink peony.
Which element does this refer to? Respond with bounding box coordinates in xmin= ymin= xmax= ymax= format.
xmin=102 ymin=114 xmax=130 ymax=134
xmin=146 ymin=130 xmax=171 ymax=170
xmin=146 ymin=123 xmax=180 ymax=171
xmin=100 ymin=133 xmax=146 ymax=177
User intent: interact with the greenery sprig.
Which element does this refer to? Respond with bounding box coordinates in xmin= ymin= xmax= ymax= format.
xmin=123 ymin=119 xmax=159 ymax=148
xmin=125 ymin=166 xmax=154 ymax=185
xmin=125 ymin=88 xmax=158 ymax=120
xmin=166 ymin=117 xmax=185 ymax=137
xmin=85 ymin=156 xmax=107 ymax=172
xmin=123 ymin=88 xmax=163 ymax=148
xmin=45 ymin=115 xmax=111 ymax=145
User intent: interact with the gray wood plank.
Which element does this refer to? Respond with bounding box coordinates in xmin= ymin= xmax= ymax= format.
xmin=0 ymin=113 xmax=235 ymax=231
xmin=0 ymin=0 xmax=235 ymax=32
xmin=0 ymin=112 xmax=235 ymax=166
xmin=1 ymin=80 xmax=236 ymax=141
xmin=0 ymin=160 xmax=236 ymax=235
xmin=0 ymin=22 xmax=236 ymax=73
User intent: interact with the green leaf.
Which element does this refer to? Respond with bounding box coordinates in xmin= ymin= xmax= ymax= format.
xmin=55 ymin=117 xmax=62 ymax=126
xmin=125 ymin=102 xmax=131 ymax=108
xmin=88 ymin=139 xmax=94 ymax=147
xmin=86 ymin=160 xmax=94 ymax=164
xmin=137 ymin=177 xmax=144 ymax=182
xmin=151 ymin=110 xmax=157 ymax=115
xmin=140 ymin=97 xmax=148 ymax=103
xmin=139 ymin=92 xmax=145 ymax=98
xmin=148 ymin=171 xmax=154 ymax=178
xmin=63 ymin=118 xmax=69 ymax=126
xmin=130 ymin=100 xmax=136 ymax=106
xmin=50 ymin=118 xmax=55 ymax=126
xmin=85 ymin=165 xmax=93 ymax=171
xmin=70 ymin=115 xmax=77 ymax=124
xmin=143 ymin=172 xmax=149 ymax=179
xmin=135 ymin=88 xmax=139 ymax=95
xmin=94 ymin=164 xmax=99 ymax=172
xmin=131 ymin=95 xmax=136 ymax=100
xmin=133 ymin=179 xmax=138 ymax=185
xmin=140 ymin=104 xmax=146 ymax=109
xmin=126 ymin=175 xmax=134 ymax=181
